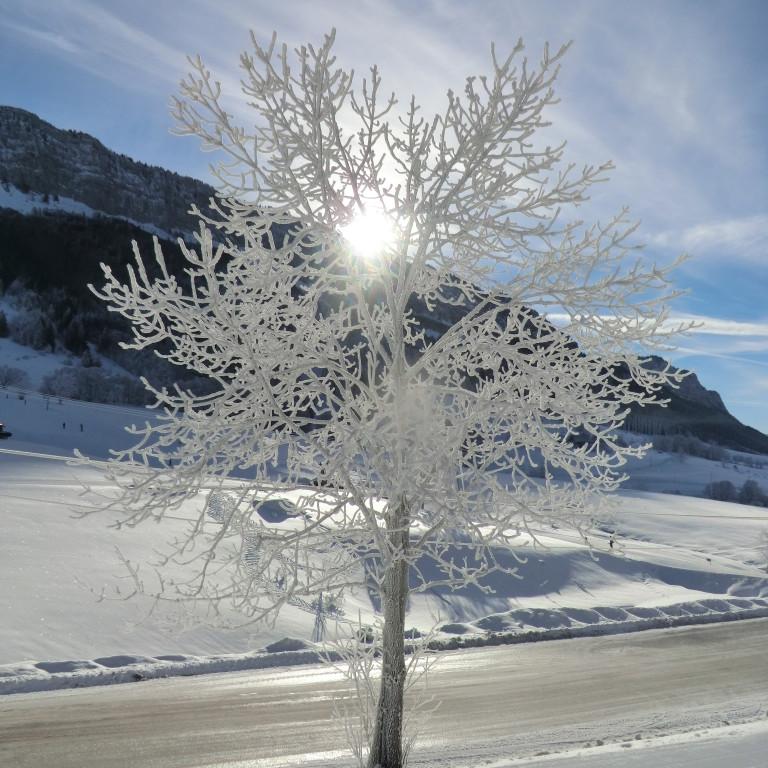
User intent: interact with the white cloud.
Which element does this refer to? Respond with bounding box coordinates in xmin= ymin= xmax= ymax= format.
xmin=2 ymin=0 xmax=190 ymax=91
xmin=670 ymin=314 xmax=768 ymax=337
xmin=0 ymin=19 xmax=80 ymax=55
xmin=4 ymin=1 xmax=765 ymax=249
xmin=546 ymin=312 xmax=768 ymax=338
xmin=662 ymin=316 xmax=768 ymax=373
xmin=652 ymin=215 xmax=768 ymax=262
xmin=673 ymin=345 xmax=768 ymax=368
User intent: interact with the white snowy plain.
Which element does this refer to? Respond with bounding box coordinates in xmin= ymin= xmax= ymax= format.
xmin=1 ymin=387 xmax=766 ymax=699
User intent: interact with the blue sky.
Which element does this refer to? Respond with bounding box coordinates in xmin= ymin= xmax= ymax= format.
xmin=1 ymin=0 xmax=767 ymax=432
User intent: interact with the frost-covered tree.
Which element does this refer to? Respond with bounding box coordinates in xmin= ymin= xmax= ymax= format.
xmin=90 ymin=30 xmax=688 ymax=768
xmin=760 ymin=529 xmax=768 ymax=571
xmin=0 ymin=364 xmax=29 ymax=389
xmin=738 ymin=479 xmax=766 ymax=507
xmin=705 ymin=479 xmax=737 ymax=502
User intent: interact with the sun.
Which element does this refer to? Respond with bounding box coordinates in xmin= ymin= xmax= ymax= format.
xmin=340 ymin=209 xmax=394 ymax=260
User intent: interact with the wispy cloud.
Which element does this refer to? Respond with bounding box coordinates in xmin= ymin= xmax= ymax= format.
xmin=4 ymin=1 xmax=762 ymax=233
xmin=652 ymin=215 xmax=768 ymax=262
xmin=669 ymin=314 xmax=768 ymax=337
xmin=663 ymin=315 xmax=768 ymax=375
xmin=2 ymin=0 xmax=189 ymax=92
xmin=673 ymin=345 xmax=768 ymax=368
xmin=0 ymin=19 xmax=80 ymax=55
xmin=546 ymin=312 xmax=768 ymax=339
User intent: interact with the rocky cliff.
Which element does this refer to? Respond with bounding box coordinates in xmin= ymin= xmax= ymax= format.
xmin=0 ymin=106 xmax=215 ymax=236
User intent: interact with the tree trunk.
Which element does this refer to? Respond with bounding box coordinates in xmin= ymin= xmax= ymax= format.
xmin=367 ymin=522 xmax=409 ymax=768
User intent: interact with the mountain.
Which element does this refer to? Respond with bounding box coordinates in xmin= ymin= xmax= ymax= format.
xmin=1 ymin=106 xmax=767 ymax=454
xmin=0 ymin=106 xmax=214 ymax=236
xmin=621 ymin=356 xmax=768 ymax=454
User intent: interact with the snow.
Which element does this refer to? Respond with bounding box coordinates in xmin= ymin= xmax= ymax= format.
xmin=0 ymin=296 xmax=137 ymax=392
xmin=1 ymin=387 xmax=767 ymax=697
xmin=0 ymin=335 xmax=74 ymax=392
xmin=0 ymin=183 xmax=96 ymax=218
xmin=0 ymin=392 xmax=766 ymax=768
xmin=623 ymin=448 xmax=768 ymax=498
xmin=4 ymin=622 xmax=765 ymax=766
xmin=0 ymin=646 xmax=331 ymax=696
xmin=473 ymin=720 xmax=768 ymax=767
xmin=0 ymin=183 xmax=180 ymax=241
xmin=0 ymin=382 xmax=147 ymax=456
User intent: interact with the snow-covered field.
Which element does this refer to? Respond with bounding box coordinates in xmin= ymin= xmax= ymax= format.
xmin=1 ymin=388 xmax=767 ymax=696
xmin=623 ymin=446 xmax=768 ymax=498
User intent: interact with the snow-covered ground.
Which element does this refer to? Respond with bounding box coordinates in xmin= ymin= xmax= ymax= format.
xmin=334 ymin=716 xmax=768 ymax=768
xmin=0 ymin=381 xmax=146 ymax=455
xmin=623 ymin=447 xmax=768 ymax=498
xmin=0 ymin=334 xmax=78 ymax=392
xmin=1 ymin=388 xmax=767 ymax=696
xmin=491 ymin=720 xmax=768 ymax=767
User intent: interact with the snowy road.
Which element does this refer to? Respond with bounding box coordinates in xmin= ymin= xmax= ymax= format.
xmin=1 ymin=619 xmax=766 ymax=768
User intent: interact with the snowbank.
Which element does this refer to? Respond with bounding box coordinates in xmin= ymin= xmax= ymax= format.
xmin=3 ymin=600 xmax=767 ymax=696
xmin=0 ymin=639 xmax=330 ymax=695
xmin=428 ymin=597 xmax=768 ymax=650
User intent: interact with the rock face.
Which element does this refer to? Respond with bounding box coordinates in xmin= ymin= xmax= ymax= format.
xmin=0 ymin=106 xmax=215 ymax=235
xmin=622 ymin=356 xmax=768 ymax=453
xmin=641 ymin=355 xmax=727 ymax=413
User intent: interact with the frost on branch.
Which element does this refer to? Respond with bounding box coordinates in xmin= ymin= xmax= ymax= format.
xmin=88 ymin=28 xmax=689 ymax=767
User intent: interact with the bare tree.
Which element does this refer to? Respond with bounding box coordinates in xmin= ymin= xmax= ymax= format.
xmin=89 ymin=30 xmax=688 ymax=768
